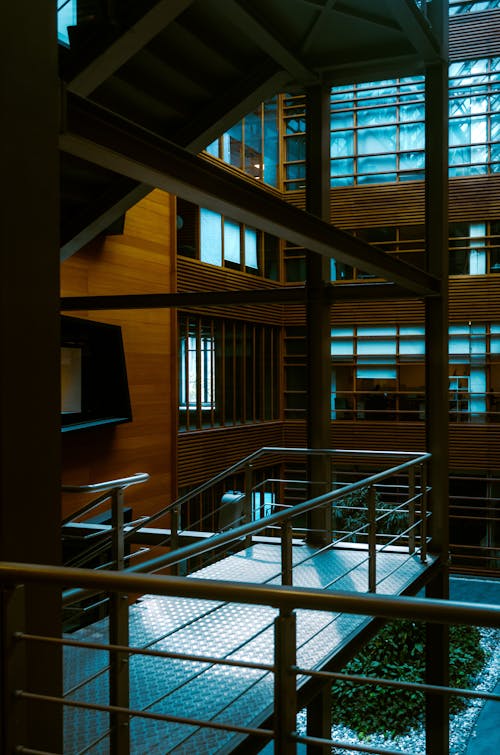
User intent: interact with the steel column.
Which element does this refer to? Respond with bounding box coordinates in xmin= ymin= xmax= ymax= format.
xmin=305 ymin=85 xmax=333 ymax=545
xmin=274 ymin=610 xmax=297 ymax=754
xmin=0 ymin=2 xmax=62 ymax=751
xmin=110 ymin=487 xmax=130 ymax=753
xmin=424 ymin=2 xmax=449 ymax=754
xmin=306 ymin=683 xmax=331 ymax=755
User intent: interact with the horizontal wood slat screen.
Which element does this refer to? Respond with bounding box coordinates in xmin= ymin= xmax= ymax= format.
xmin=284 ymin=421 xmax=500 ymax=472
xmin=449 ymin=277 xmax=500 ymax=321
xmin=177 ymin=422 xmax=285 ymax=487
xmin=177 ymin=257 xmax=284 ymax=324
xmin=286 ymin=176 xmax=500 ymax=229
xmin=450 ymin=10 xmax=500 ymax=61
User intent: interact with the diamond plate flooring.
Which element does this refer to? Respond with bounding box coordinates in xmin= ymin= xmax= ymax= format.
xmin=63 ymin=543 xmax=434 ymax=754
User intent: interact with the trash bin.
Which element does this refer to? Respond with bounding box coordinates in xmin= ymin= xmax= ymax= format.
xmin=218 ymin=490 xmax=245 ymax=531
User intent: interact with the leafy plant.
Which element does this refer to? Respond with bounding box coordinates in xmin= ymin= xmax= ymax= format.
xmin=333 ymin=486 xmax=407 ymax=542
xmin=331 ymin=620 xmax=485 ymax=738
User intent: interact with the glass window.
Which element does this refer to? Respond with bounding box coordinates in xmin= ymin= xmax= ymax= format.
xmin=224 ymin=219 xmax=241 ymax=265
xmin=200 ymin=209 xmax=222 ymax=266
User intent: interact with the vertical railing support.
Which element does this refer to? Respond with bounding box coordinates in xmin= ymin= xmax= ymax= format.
xmin=368 ymin=485 xmax=377 ymax=592
xmin=281 ymin=520 xmax=293 ymax=586
xmin=1 ymin=586 xmax=27 ymax=754
xmin=421 ymin=463 xmax=428 ymax=564
xmin=274 ymin=610 xmax=297 ymax=755
xmin=243 ymin=464 xmax=254 ymax=548
xmin=408 ymin=465 xmax=416 ymax=555
xmin=110 ymin=487 xmax=130 ymax=753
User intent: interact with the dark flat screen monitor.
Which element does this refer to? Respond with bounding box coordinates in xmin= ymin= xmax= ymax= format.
xmin=61 ymin=315 xmax=132 ymax=432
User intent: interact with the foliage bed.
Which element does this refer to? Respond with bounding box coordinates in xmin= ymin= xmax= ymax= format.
xmin=331 ymin=620 xmax=485 ymax=738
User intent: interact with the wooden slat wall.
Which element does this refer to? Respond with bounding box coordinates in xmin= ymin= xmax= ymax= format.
xmin=177 ymin=257 xmax=284 ymax=324
xmin=286 ymin=176 xmax=500 ymax=229
xmin=450 ymin=10 xmax=500 ymax=60
xmin=177 ymin=422 xmax=284 ymax=487
xmin=283 ymin=421 xmax=500 ymax=472
xmin=60 ymin=189 xmax=177 ymax=525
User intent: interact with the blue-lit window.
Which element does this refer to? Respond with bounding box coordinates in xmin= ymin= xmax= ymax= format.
xmin=178 ymin=200 xmax=278 ymax=279
xmin=57 ymin=0 xmax=76 ymax=45
xmin=205 ymin=99 xmax=279 ymax=188
xmin=449 ymin=1 xmax=500 ymax=13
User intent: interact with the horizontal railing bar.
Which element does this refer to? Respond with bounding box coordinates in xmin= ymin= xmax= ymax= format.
xmin=82 ymin=454 xmax=433 ymax=586
xmin=123 ymin=446 xmax=429 ymax=538
xmin=2 ymin=561 xmax=499 ymax=627
xmin=14 ymin=747 xmax=61 ymax=755
xmin=294 ymin=733 xmax=411 ymax=755
xmin=16 ymin=633 xmax=275 ymax=673
xmin=16 ymin=691 xmax=274 ymax=738
xmin=62 ymin=472 xmax=149 ymax=494
xmin=294 ymin=667 xmax=500 ymax=703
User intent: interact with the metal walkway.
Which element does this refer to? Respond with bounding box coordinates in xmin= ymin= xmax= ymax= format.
xmin=64 ymin=542 xmax=435 ymax=754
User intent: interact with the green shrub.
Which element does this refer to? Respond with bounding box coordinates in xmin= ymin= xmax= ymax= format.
xmin=331 ymin=620 xmax=485 ymax=738
xmin=333 ymin=486 xmax=407 ymax=542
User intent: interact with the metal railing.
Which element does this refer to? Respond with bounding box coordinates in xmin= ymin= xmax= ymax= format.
xmin=61 ymin=449 xmax=431 ymax=610
xmin=1 ymin=561 xmax=499 ymax=755
xmin=62 ymin=472 xmax=150 ymax=570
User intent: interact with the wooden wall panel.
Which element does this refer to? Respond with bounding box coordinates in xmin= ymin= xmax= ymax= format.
xmin=60 ymin=190 xmax=177 ymax=529
xmin=284 ymin=421 xmax=500 ymax=472
xmin=287 ymin=176 xmax=500 ymax=229
xmin=177 ymin=422 xmax=284 ymax=487
xmin=450 ymin=10 xmax=500 ymax=60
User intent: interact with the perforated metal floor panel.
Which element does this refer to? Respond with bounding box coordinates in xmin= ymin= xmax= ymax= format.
xmin=63 ymin=543 xmax=434 ymax=754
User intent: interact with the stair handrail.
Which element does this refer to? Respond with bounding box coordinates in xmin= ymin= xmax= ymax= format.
xmin=120 ymin=447 xmax=427 ymax=549
xmin=62 ymin=473 xmax=150 ymax=527
xmin=62 ymin=452 xmax=431 ymax=607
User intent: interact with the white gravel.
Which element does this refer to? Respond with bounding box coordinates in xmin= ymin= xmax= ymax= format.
xmin=297 ymin=627 xmax=500 ymax=754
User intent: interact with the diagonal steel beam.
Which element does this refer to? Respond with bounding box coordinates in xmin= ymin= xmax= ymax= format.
xmin=60 ymin=94 xmax=440 ymax=297
xmin=222 ymin=0 xmax=317 ymax=83
xmin=60 ymin=180 xmax=150 ymax=261
xmin=390 ymin=0 xmax=442 ymax=61
xmin=174 ymin=62 xmax=289 ymax=152
xmin=67 ymin=0 xmax=195 ymax=96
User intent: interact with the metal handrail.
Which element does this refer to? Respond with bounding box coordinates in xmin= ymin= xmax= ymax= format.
xmin=0 ymin=560 xmax=498 ymax=626
xmin=121 ymin=447 xmax=427 ymax=542
xmin=62 ymin=472 xmax=150 ymax=496
xmin=127 ymin=453 xmax=430 ymax=574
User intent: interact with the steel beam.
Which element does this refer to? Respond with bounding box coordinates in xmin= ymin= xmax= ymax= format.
xmin=61 ymin=286 xmax=307 ymax=311
xmin=390 ymin=0 xmax=442 ymax=61
xmin=61 ymin=94 xmax=440 ymax=297
xmin=223 ymin=0 xmax=316 ymax=83
xmin=67 ymin=0 xmax=195 ymax=96
xmin=61 ymin=178 xmax=150 ymax=261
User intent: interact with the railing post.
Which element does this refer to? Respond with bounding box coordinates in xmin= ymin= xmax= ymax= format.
xmin=408 ymin=465 xmax=416 ymax=555
xmin=110 ymin=486 xmax=130 ymax=753
xmin=368 ymin=485 xmax=377 ymax=592
xmin=274 ymin=609 xmax=297 ymax=755
xmin=420 ymin=463 xmax=428 ymax=564
xmin=281 ymin=520 xmax=293 ymax=586
xmin=170 ymin=504 xmax=180 ymax=575
xmin=243 ymin=463 xmax=254 ymax=548
xmin=1 ymin=585 xmax=27 ymax=753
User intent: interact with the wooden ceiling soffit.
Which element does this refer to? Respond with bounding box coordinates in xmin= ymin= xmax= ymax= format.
xmin=67 ymin=0 xmax=196 ymax=97
xmin=60 ymin=94 xmax=440 ymax=298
